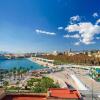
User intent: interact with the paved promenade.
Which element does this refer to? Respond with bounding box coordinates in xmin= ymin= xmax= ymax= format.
xmin=70 ymin=74 xmax=88 ymax=91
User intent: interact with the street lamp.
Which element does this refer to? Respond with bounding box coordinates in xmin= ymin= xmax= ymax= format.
xmin=90 ymin=68 xmax=94 ymax=100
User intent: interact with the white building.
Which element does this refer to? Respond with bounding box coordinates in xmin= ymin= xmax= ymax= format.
xmin=52 ymin=51 xmax=58 ymax=56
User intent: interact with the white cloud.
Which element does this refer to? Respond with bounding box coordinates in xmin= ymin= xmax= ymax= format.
xmin=65 ymin=22 xmax=100 ymax=45
xmin=93 ymin=12 xmax=98 ymax=18
xmin=96 ymin=37 xmax=100 ymax=40
xmin=70 ymin=15 xmax=80 ymax=24
xmin=58 ymin=27 xmax=63 ymax=30
xmin=74 ymin=42 xmax=80 ymax=46
xmin=64 ymin=34 xmax=80 ymax=39
xmin=96 ymin=19 xmax=100 ymax=25
xmin=65 ymin=24 xmax=79 ymax=32
xmin=35 ymin=29 xmax=56 ymax=35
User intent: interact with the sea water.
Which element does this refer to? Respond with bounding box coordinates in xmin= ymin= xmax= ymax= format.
xmin=0 ymin=58 xmax=45 ymax=70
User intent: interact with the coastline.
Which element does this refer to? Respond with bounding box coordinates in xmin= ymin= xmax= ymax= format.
xmin=28 ymin=57 xmax=55 ymax=68
xmin=27 ymin=57 xmax=47 ymax=68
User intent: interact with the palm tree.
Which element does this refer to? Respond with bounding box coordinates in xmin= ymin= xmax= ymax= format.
xmin=8 ymin=69 xmax=12 ymax=81
xmin=23 ymin=67 xmax=28 ymax=74
xmin=17 ymin=66 xmax=23 ymax=79
xmin=3 ymin=81 xmax=9 ymax=90
xmin=0 ymin=74 xmax=3 ymax=86
xmin=12 ymin=67 xmax=17 ymax=80
xmin=17 ymin=67 xmax=21 ymax=80
xmin=16 ymin=67 xmax=27 ymax=80
xmin=16 ymin=80 xmax=20 ymax=92
xmin=21 ymin=67 xmax=27 ymax=79
xmin=26 ymin=67 xmax=30 ymax=75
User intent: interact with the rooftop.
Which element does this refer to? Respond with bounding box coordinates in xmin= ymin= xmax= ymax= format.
xmin=48 ymin=88 xmax=81 ymax=99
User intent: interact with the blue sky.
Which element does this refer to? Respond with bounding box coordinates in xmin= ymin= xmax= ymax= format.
xmin=0 ymin=0 xmax=100 ymax=53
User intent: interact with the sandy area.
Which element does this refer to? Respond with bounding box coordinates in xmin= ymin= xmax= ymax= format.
xmin=28 ymin=57 xmax=55 ymax=68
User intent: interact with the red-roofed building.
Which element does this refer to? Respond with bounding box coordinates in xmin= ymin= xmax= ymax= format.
xmin=48 ymin=88 xmax=81 ymax=100
xmin=1 ymin=88 xmax=82 ymax=100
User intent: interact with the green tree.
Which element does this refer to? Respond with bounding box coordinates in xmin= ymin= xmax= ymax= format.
xmin=27 ymin=80 xmax=33 ymax=88
xmin=34 ymin=82 xmax=46 ymax=93
xmin=27 ymin=77 xmax=60 ymax=93
xmin=3 ymin=81 xmax=9 ymax=89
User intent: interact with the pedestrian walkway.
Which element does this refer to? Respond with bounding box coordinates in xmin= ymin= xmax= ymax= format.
xmin=70 ymin=74 xmax=88 ymax=91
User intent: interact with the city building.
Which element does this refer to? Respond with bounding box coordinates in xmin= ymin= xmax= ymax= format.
xmin=87 ymin=50 xmax=100 ymax=58
xmin=52 ymin=51 xmax=59 ymax=56
xmin=94 ymin=51 xmax=100 ymax=58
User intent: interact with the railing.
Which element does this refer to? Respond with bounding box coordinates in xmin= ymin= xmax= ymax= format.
xmin=5 ymin=90 xmax=47 ymax=96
